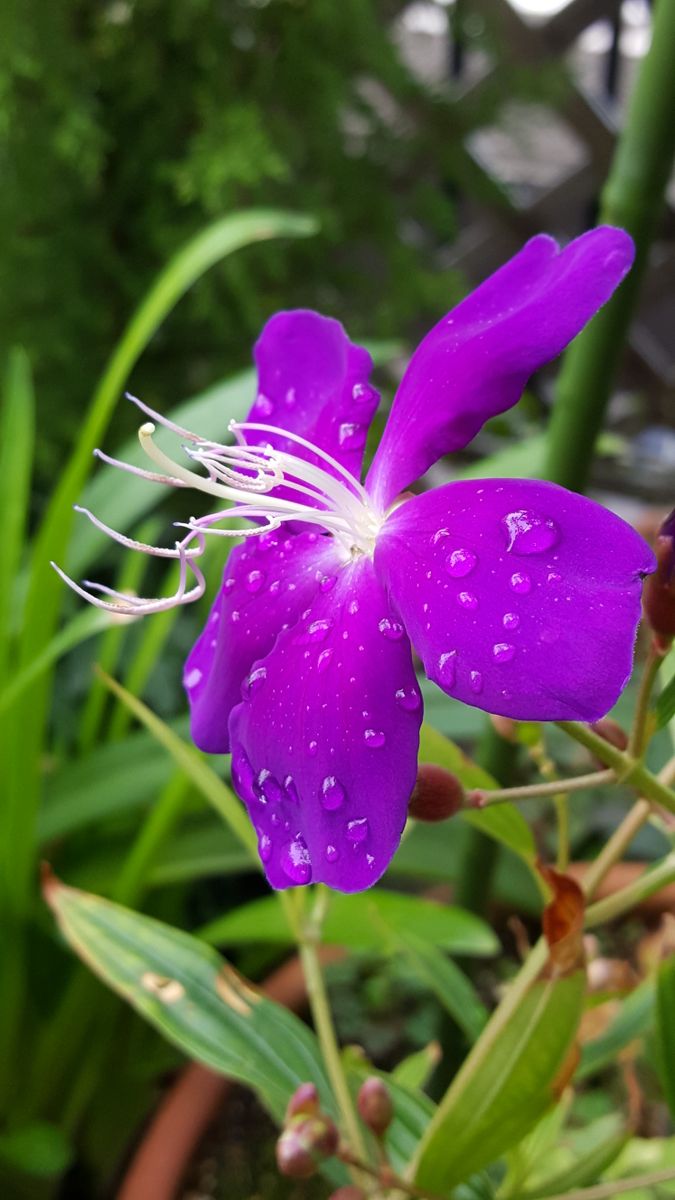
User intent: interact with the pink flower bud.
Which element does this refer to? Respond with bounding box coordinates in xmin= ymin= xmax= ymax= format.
xmin=590 ymin=716 xmax=628 ymax=753
xmin=357 ymin=1075 xmax=394 ymax=1136
xmin=285 ymin=1081 xmax=320 ymax=1121
xmin=408 ymin=763 xmax=464 ymax=822
xmin=276 ymin=1115 xmax=339 ymax=1178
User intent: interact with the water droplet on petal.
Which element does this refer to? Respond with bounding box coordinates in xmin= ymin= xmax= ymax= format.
xmin=284 ymin=775 xmax=300 ymax=805
xmin=317 ymin=648 xmax=334 ymax=673
xmin=502 ymin=612 xmax=520 ymax=631
xmin=348 ymin=599 xmax=360 ymax=615
xmin=438 ymin=651 xmax=457 ymax=687
xmin=269 ymin=579 xmax=281 ymax=596
xmin=432 ymin=527 xmax=450 ymax=545
xmin=296 ymin=618 xmax=333 ymax=644
xmin=547 ymin=570 xmax=562 ymax=585
xmin=352 ymin=382 xmax=376 ymax=405
xmin=259 ymin=833 xmax=272 ymax=863
xmin=257 ymin=531 xmax=278 ymax=553
xmin=502 ymin=509 xmax=559 ymax=555
xmin=232 ymin=746 xmax=255 ymax=802
xmin=230 ymin=609 xmax=241 ymax=623
xmin=243 ymin=665 xmax=267 ymax=697
xmin=256 ymin=393 xmax=274 ymax=417
xmin=378 ymin=617 xmax=404 ymax=640
xmin=317 ymin=573 xmax=336 ymax=593
xmin=321 ymin=775 xmax=346 ymax=810
xmin=446 ymin=548 xmax=477 ymax=578
xmin=395 ymin=686 xmax=421 ymax=711
xmin=457 ymin=591 xmax=478 ymax=611
xmin=338 ymin=422 xmax=367 ymax=450
xmin=307 ymin=739 xmax=318 ymax=757
xmin=364 ymin=728 xmax=386 ymax=748
xmin=469 ymin=670 xmax=483 ymax=694
xmin=256 ymin=769 xmax=284 ymax=804
xmin=280 ymin=837 xmax=312 ymax=884
xmin=510 ymin=571 xmax=532 ymax=595
xmin=493 ymin=642 xmax=516 ymax=664
xmin=224 ymin=577 xmax=236 ymax=593
xmin=185 ymin=667 xmax=202 ymax=689
xmin=245 ymin=569 xmax=265 ymax=594
xmin=324 ymin=844 xmax=339 ymax=863
xmin=285 ymin=387 xmax=296 ymax=406
xmin=346 ymin=817 xmax=369 ymax=843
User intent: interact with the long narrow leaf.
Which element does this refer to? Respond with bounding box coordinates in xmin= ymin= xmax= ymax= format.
xmin=0 ymin=347 xmax=34 ymax=685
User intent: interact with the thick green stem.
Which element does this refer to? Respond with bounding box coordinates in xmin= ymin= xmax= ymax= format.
xmin=545 ymin=0 xmax=675 ymax=491
xmin=586 ymin=851 xmax=675 ymax=927
xmin=556 ymin=721 xmax=675 ymax=814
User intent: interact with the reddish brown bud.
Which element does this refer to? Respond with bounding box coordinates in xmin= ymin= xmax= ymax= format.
xmin=276 ymin=1114 xmax=339 ymax=1178
xmin=409 ymin=763 xmax=464 ymax=822
xmin=590 ymin=717 xmax=629 ymax=753
xmin=329 ymin=1189 xmax=367 ymax=1200
xmin=285 ymin=1082 xmax=320 ymax=1121
xmin=357 ymin=1075 xmax=394 ymax=1137
xmin=643 ymin=509 xmax=675 ymax=642
xmin=490 ymin=714 xmax=519 ymax=742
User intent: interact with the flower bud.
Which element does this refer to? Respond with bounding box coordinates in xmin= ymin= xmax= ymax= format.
xmin=357 ymin=1076 xmax=394 ymax=1137
xmin=275 ymin=1114 xmax=339 ymax=1179
xmin=590 ymin=716 xmax=628 ymax=753
xmin=643 ymin=508 xmax=675 ymax=643
xmin=285 ymin=1081 xmax=320 ymax=1121
xmin=408 ymin=763 xmax=464 ymax=822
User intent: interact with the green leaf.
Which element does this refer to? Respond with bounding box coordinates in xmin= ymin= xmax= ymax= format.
xmin=656 ymin=955 xmax=675 ymax=1121
xmin=413 ymin=966 xmax=585 ymax=1192
xmin=0 ymin=608 xmax=111 ymax=714
xmin=0 ymin=1121 xmax=72 ymax=1179
xmin=45 ymin=875 xmax=332 ymax=1123
xmin=656 ymin=672 xmax=675 ymax=730
xmin=0 ymin=348 xmax=34 ymax=685
xmin=201 ymin=889 xmax=499 ymax=958
xmin=419 ymin=723 xmax=537 ymax=865
xmin=577 ymin=978 xmax=654 ymax=1080
xmin=393 ymin=931 xmax=489 ymax=1043
xmin=455 ymin=433 xmax=547 ymax=481
xmin=511 ymin=1122 xmax=630 ymax=1200
xmin=392 ymin=1043 xmax=441 ymax=1092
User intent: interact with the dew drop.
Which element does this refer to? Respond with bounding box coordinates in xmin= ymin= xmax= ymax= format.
xmin=232 ymin=746 xmax=255 ymax=802
xmin=432 ymin=527 xmax=450 ymax=545
xmin=258 ymin=833 xmax=272 ymax=863
xmin=547 ymin=570 xmax=562 ymax=585
xmin=493 ymin=642 xmax=516 ymax=664
xmin=257 ymin=531 xmax=278 ymax=553
xmin=284 ymin=776 xmax=300 ymax=805
xmin=224 ymin=577 xmax=236 ymax=593
xmin=243 ymin=665 xmax=267 ymax=697
xmin=245 ymin=569 xmax=265 ymax=594
xmin=502 ymin=509 xmax=559 ymax=555
xmin=395 ymin=686 xmax=421 ymax=711
xmin=469 ymin=670 xmax=483 ymax=694
xmin=285 ymin=386 xmax=296 ymax=407
xmin=445 ymin=548 xmax=478 ymax=578
xmin=502 ymin=612 xmax=520 ymax=631
xmin=256 ymin=393 xmax=274 ymax=417
xmin=378 ymin=617 xmax=404 ymax=640
xmin=185 ymin=667 xmax=202 ymax=689
xmin=269 ymin=579 xmax=281 ymax=596
xmin=296 ymin=618 xmax=333 ymax=644
xmin=256 ymin=769 xmax=284 ymax=804
xmin=457 ymin=591 xmax=478 ymax=611
xmin=230 ymin=609 xmax=241 ymax=623
xmin=338 ymin=422 xmax=367 ymax=450
xmin=324 ymin=844 xmax=340 ymax=863
xmin=280 ymin=837 xmax=312 ymax=884
xmin=348 ymin=599 xmax=360 ymax=615
xmin=510 ymin=571 xmax=532 ymax=595
xmin=317 ymin=648 xmax=334 ymax=674
xmin=321 ymin=775 xmax=346 ymax=810
xmin=364 ymin=729 xmax=386 ymax=748
xmin=438 ymin=651 xmax=457 ymax=686
xmin=307 ymin=739 xmax=318 ymax=757
xmin=352 ymin=382 xmax=376 ymax=405
xmin=346 ymin=817 xmax=369 ymax=843
xmin=317 ymin=573 xmax=336 ymax=593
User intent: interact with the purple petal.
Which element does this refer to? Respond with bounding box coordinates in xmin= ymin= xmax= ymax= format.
xmin=228 ymin=558 xmax=422 ymax=892
xmin=184 ymin=531 xmax=341 ymax=753
xmin=246 ymin=310 xmax=379 ymax=484
xmin=374 ymin=479 xmax=655 ymax=722
xmin=366 ymin=228 xmax=634 ymax=508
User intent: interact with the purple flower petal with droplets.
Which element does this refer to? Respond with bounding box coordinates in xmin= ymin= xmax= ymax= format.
xmin=185 ymin=530 xmax=341 ymax=753
xmin=375 ymin=478 xmax=655 ymax=722
xmin=366 ymin=227 xmax=635 ymax=508
xmin=247 ymin=310 xmax=379 ymax=485
xmin=228 ymin=557 xmax=422 ymax=891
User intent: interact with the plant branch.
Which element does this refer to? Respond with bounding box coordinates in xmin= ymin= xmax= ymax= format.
xmin=628 ymin=639 xmax=664 ymax=758
xmin=470 ymin=769 xmax=615 ymax=807
xmin=555 ymin=721 xmax=675 ymax=814
xmin=585 ymin=851 xmax=675 ymax=927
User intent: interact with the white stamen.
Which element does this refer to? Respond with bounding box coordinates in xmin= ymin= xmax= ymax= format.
xmin=54 ymin=403 xmax=386 ymax=616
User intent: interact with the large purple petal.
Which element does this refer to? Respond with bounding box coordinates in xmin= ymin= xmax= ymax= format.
xmin=366 ymin=228 xmax=634 ymax=509
xmin=375 ymin=479 xmax=655 ymax=722
xmin=246 ymin=310 xmax=379 ymax=484
xmin=184 ymin=531 xmax=340 ymax=754
xmin=228 ymin=558 xmax=423 ymax=892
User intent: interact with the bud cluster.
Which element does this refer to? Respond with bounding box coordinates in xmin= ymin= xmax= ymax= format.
xmin=275 ymin=1083 xmax=339 ymax=1180
xmin=643 ymin=508 xmax=675 ymax=646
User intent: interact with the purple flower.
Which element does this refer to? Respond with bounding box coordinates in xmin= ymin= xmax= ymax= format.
xmin=57 ymin=227 xmax=656 ymax=893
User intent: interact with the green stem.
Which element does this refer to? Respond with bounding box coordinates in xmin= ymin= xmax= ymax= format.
xmin=545 ymin=0 xmax=675 ymax=491
xmin=627 ymin=640 xmax=663 ymax=758
xmin=585 ymin=852 xmax=675 ymax=927
xmin=284 ymin=889 xmax=368 ymax=1172
xmin=556 ymin=721 xmax=675 ymax=814
xmin=554 ymin=793 xmax=570 ymax=872
xmin=582 ymin=797 xmax=652 ymax=902
xmin=472 ymin=768 xmax=614 ymax=806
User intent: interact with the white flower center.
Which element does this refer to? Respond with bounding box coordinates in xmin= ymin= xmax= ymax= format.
xmin=52 ymin=394 xmax=385 ymax=616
